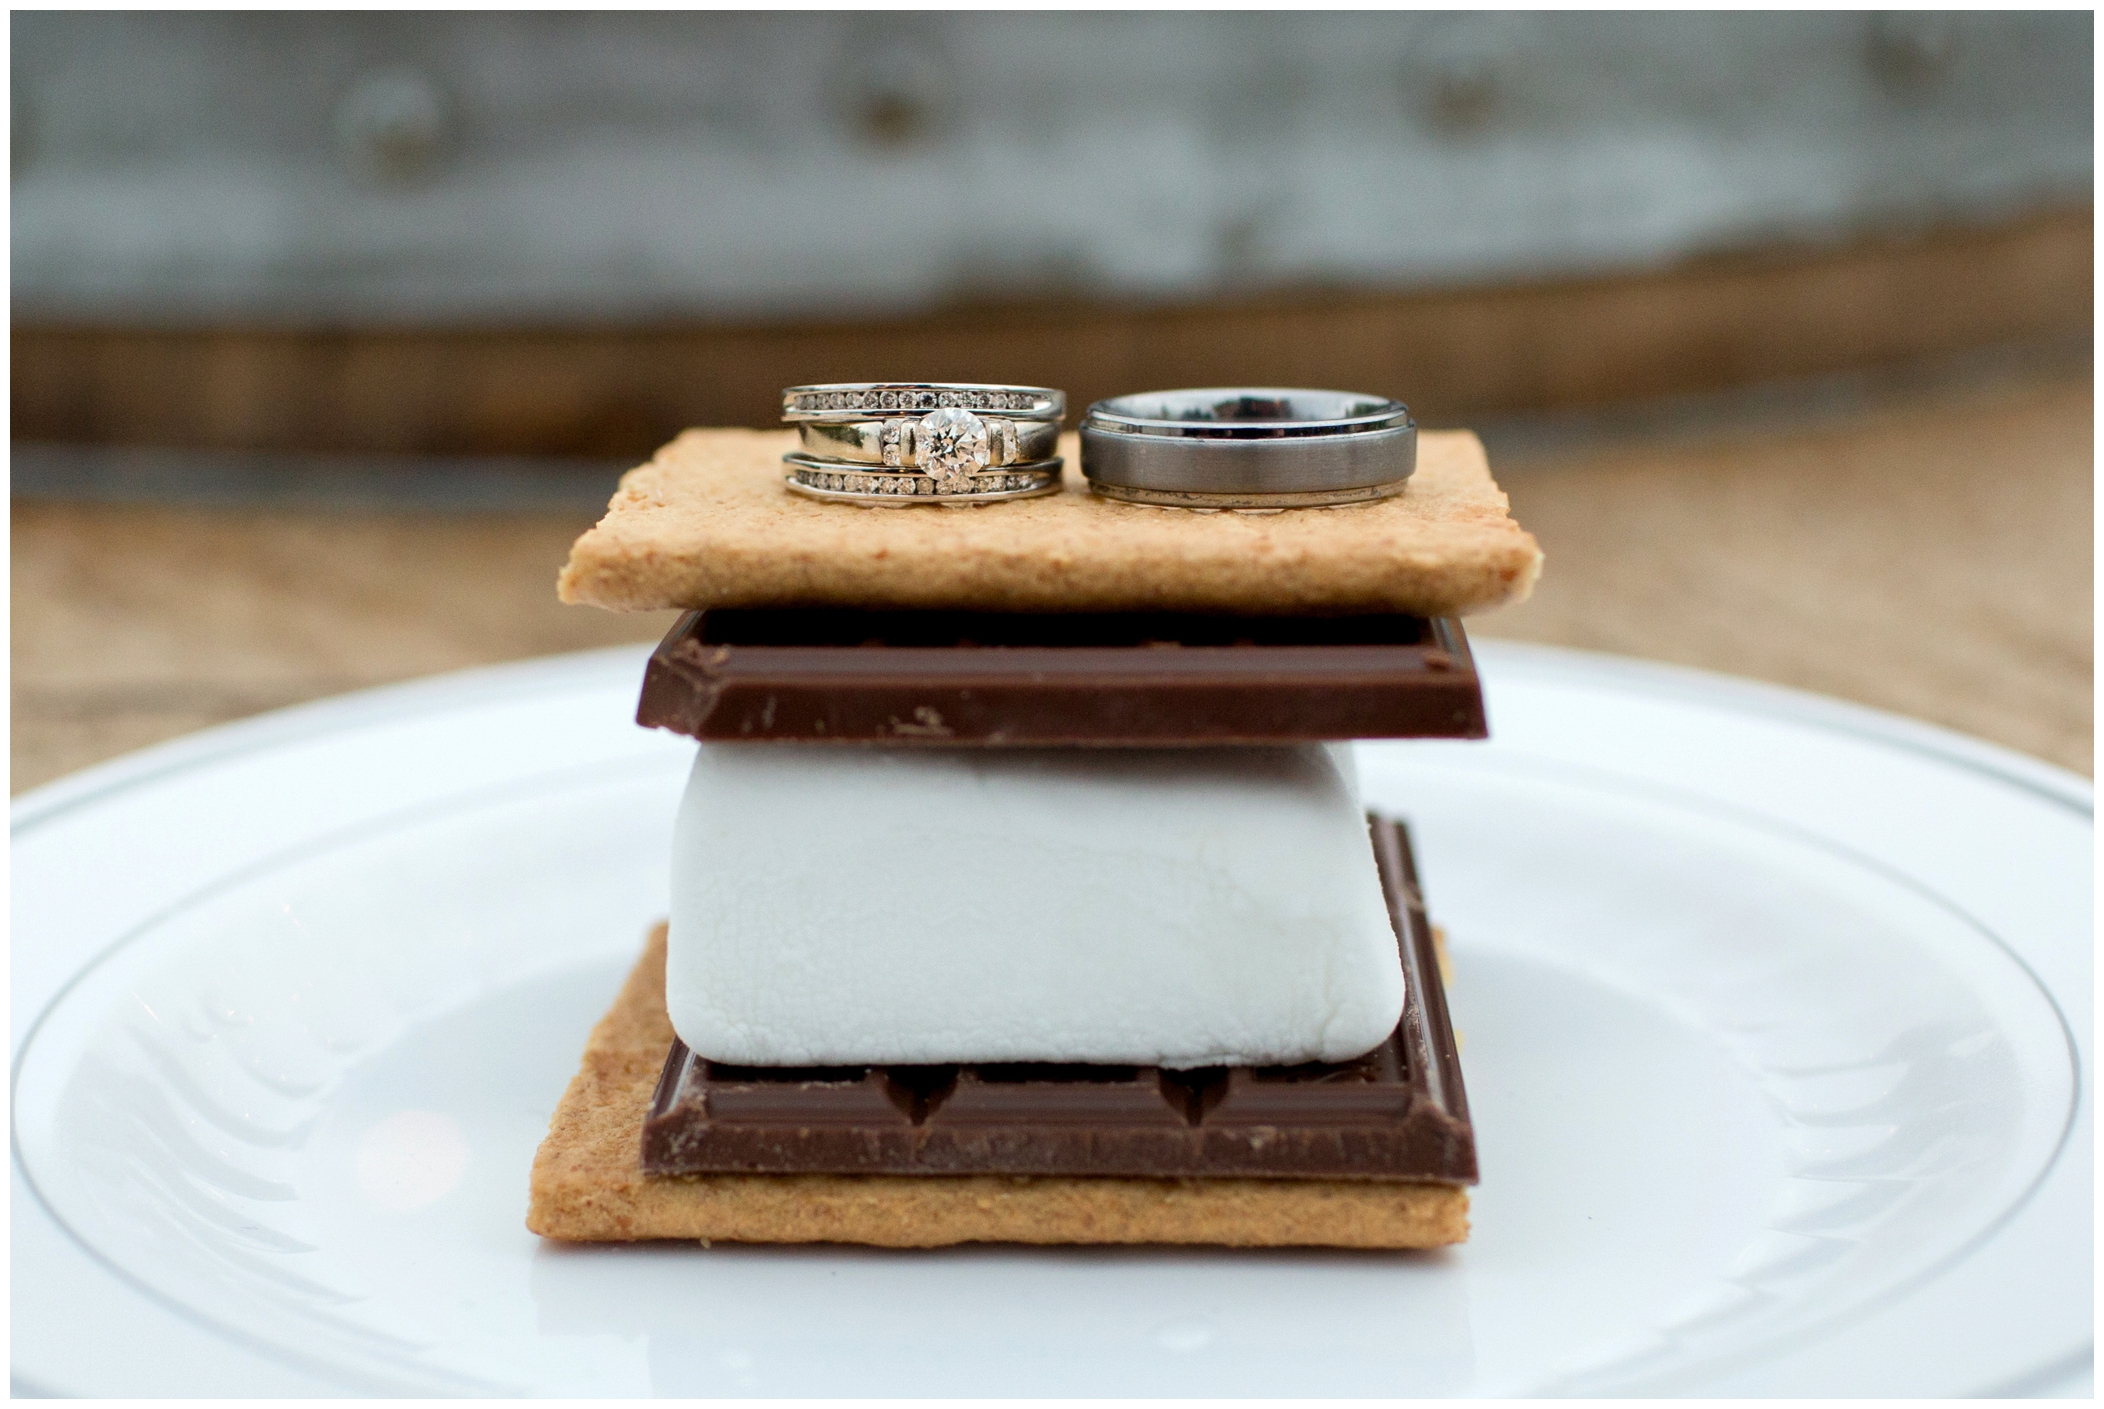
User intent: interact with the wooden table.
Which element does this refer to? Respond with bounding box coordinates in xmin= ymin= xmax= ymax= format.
xmin=12 ymin=369 xmax=2090 ymax=794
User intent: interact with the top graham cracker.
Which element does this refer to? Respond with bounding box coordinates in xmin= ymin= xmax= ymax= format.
xmin=557 ymin=428 xmax=1542 ymax=616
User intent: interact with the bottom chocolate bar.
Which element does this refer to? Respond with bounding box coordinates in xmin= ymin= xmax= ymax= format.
xmin=642 ymin=814 xmax=1475 ymax=1183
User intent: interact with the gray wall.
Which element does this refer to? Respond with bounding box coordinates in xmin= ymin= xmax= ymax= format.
xmin=12 ymin=11 xmax=2092 ymax=325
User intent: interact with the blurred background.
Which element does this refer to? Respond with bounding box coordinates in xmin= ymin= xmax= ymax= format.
xmin=11 ymin=11 xmax=2093 ymax=789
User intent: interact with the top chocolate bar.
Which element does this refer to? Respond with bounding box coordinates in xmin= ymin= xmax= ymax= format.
xmin=639 ymin=607 xmax=1485 ymax=744
xmin=558 ymin=429 xmax=1541 ymax=617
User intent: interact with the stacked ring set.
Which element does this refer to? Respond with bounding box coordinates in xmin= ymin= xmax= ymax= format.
xmin=781 ymin=382 xmax=1067 ymax=506
xmin=782 ymin=381 xmax=1420 ymax=510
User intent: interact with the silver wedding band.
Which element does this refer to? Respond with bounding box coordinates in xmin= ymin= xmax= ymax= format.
xmin=1080 ymin=388 xmax=1415 ymax=508
xmin=782 ymin=452 xmax=1062 ymax=507
xmin=783 ymin=383 xmax=1065 ymax=422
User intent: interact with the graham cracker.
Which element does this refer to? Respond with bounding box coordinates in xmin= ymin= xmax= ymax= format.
xmin=527 ymin=924 xmax=1470 ymax=1249
xmin=557 ymin=428 xmax=1540 ymax=617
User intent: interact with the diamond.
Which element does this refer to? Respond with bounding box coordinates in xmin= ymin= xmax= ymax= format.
xmin=916 ymin=406 xmax=992 ymax=493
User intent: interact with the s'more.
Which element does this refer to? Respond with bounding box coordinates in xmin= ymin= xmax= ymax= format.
xmin=529 ymin=393 xmax=1540 ymax=1249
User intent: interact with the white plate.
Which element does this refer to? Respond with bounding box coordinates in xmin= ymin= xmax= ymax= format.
xmin=12 ymin=642 xmax=2092 ymax=1397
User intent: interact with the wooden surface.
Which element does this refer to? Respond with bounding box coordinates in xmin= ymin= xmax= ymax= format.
xmin=11 ymin=368 xmax=2091 ymax=793
xmin=11 ymin=210 xmax=2090 ymax=461
xmin=1486 ymin=370 xmax=2092 ymax=774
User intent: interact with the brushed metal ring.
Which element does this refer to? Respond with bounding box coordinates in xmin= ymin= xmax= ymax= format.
xmin=1080 ymin=387 xmax=1415 ymax=507
xmin=1083 ymin=387 xmax=1412 ymax=439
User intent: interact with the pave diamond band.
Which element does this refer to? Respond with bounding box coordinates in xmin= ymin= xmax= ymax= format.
xmin=799 ymin=414 xmax=1060 ymax=469
xmin=781 ymin=382 xmax=1064 ymax=422
xmin=781 ymin=451 xmax=1063 ymax=506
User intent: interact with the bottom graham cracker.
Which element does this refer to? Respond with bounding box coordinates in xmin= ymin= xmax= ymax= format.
xmin=526 ymin=925 xmax=1470 ymax=1249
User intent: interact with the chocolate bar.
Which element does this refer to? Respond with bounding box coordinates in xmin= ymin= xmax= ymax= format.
xmin=637 ymin=607 xmax=1484 ymax=745
xmin=642 ymin=813 xmax=1474 ymax=1183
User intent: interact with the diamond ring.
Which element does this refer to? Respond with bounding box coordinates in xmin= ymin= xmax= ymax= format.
xmin=781 ymin=382 xmax=1067 ymax=505
xmin=798 ymin=414 xmax=1061 ymax=474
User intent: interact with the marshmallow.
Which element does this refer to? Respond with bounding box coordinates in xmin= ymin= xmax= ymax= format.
xmin=665 ymin=743 xmax=1405 ymax=1068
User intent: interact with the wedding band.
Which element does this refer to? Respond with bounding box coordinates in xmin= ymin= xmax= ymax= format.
xmin=783 ymin=383 xmax=1064 ymax=422
xmin=782 ymin=451 xmax=1063 ymax=507
xmin=1080 ymin=387 xmax=1416 ymax=508
xmin=798 ymin=415 xmax=1061 ymax=468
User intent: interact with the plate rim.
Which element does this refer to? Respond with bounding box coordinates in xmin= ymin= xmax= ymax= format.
xmin=13 ymin=640 xmax=2092 ymax=836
